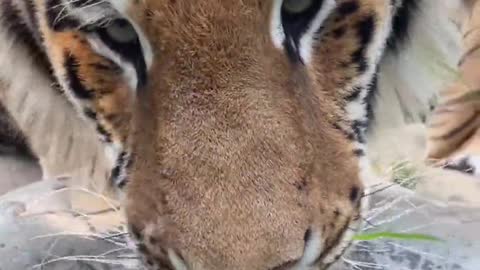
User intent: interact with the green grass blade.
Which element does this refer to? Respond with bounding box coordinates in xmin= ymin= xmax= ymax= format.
xmin=353 ymin=232 xmax=444 ymax=243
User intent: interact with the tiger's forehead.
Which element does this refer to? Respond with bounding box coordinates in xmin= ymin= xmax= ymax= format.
xmin=120 ymin=0 xmax=280 ymax=71
xmin=125 ymin=0 xmax=272 ymax=28
xmin=133 ymin=0 xmax=267 ymax=12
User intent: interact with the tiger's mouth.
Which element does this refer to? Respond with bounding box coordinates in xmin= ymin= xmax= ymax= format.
xmin=319 ymin=189 xmax=369 ymax=269
xmin=323 ymin=216 xmax=364 ymax=268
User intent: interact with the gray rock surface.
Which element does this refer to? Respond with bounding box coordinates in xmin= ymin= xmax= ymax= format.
xmin=331 ymin=186 xmax=480 ymax=270
xmin=0 ymin=180 xmax=478 ymax=270
xmin=0 ymin=180 xmax=138 ymax=270
xmin=0 ymin=155 xmax=40 ymax=196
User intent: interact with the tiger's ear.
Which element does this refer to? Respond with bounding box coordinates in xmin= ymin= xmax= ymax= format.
xmin=34 ymin=0 xmax=152 ymax=148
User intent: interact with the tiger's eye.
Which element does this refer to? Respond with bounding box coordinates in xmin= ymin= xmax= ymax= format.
xmin=105 ymin=19 xmax=138 ymax=43
xmin=282 ymin=0 xmax=314 ymax=14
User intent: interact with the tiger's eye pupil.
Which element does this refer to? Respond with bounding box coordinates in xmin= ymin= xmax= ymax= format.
xmin=283 ymin=0 xmax=314 ymax=14
xmin=105 ymin=19 xmax=137 ymax=43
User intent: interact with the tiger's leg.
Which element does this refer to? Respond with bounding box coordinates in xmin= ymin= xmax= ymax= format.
xmin=426 ymin=0 xmax=480 ymax=177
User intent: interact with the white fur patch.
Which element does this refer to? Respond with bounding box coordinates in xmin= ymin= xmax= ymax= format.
xmin=88 ymin=35 xmax=139 ymax=91
xmin=298 ymin=0 xmax=336 ymax=63
xmin=270 ymin=0 xmax=286 ymax=49
xmin=129 ymin=20 xmax=154 ymax=69
xmin=104 ymin=141 xmax=122 ymax=166
xmin=110 ymin=0 xmax=132 ymax=14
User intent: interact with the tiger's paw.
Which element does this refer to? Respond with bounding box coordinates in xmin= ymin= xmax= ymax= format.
xmin=441 ymin=155 xmax=480 ymax=177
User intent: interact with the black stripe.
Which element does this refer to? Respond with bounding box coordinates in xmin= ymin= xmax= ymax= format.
xmin=351 ymin=119 xmax=368 ymax=143
xmin=337 ymin=1 xmax=359 ymax=16
xmin=110 ymin=151 xmax=126 ymax=181
xmin=459 ymin=44 xmax=480 ymax=66
xmin=64 ymin=53 xmax=95 ymax=99
xmin=111 ymin=151 xmax=131 ymax=188
xmin=0 ymin=103 xmax=35 ymax=158
xmin=1 ymin=0 xmax=50 ymax=71
xmin=351 ymin=15 xmax=375 ymax=73
xmin=387 ymin=0 xmax=418 ymax=52
xmin=96 ymin=125 xmax=112 ymax=143
xmin=333 ymin=123 xmax=356 ymax=141
xmin=84 ymin=108 xmax=98 ymax=120
xmin=24 ymin=0 xmax=44 ymax=45
xmin=429 ymin=113 xmax=479 ymax=141
xmin=345 ymin=86 xmax=362 ymax=102
xmin=353 ymin=148 xmax=365 ymax=156
xmin=364 ymin=71 xmax=378 ymax=132
xmin=281 ymin=0 xmax=328 ymax=63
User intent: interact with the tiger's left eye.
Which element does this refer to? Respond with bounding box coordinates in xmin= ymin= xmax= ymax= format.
xmin=92 ymin=18 xmax=148 ymax=89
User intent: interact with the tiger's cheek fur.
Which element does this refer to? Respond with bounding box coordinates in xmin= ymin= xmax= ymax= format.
xmin=29 ymin=0 xmax=146 ymax=186
xmin=37 ymin=30 xmax=134 ymax=145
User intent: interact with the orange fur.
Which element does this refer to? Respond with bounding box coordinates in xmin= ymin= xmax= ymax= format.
xmin=426 ymin=0 xmax=480 ymax=171
xmin=2 ymin=0 xmax=404 ymax=269
xmin=124 ymin=1 xmax=368 ymax=269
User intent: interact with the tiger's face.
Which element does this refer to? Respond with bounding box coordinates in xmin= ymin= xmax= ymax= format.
xmin=29 ymin=0 xmax=396 ymax=268
xmin=124 ymin=1 xmax=368 ymax=269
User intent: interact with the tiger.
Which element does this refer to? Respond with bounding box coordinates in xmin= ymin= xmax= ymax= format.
xmin=0 ymin=0 xmax=465 ymax=269
xmin=426 ymin=0 xmax=480 ymax=177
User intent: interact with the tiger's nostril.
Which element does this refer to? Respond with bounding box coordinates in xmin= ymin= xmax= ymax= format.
xmin=303 ymin=227 xmax=312 ymax=242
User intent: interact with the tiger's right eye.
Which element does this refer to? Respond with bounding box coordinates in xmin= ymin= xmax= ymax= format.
xmin=282 ymin=0 xmax=314 ymax=14
xmin=91 ymin=18 xmax=148 ymax=89
xmin=105 ymin=19 xmax=138 ymax=43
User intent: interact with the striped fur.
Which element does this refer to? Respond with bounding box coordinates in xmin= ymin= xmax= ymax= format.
xmin=0 ymin=0 xmax=466 ymax=269
xmin=0 ymin=0 xmax=114 ymax=194
xmin=425 ymin=1 xmax=480 ymax=176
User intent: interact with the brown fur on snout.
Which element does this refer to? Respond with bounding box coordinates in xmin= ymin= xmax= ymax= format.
xmin=125 ymin=1 xmax=364 ymax=269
